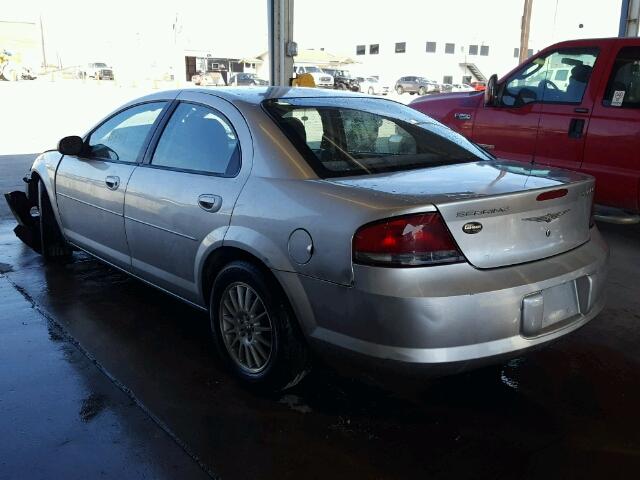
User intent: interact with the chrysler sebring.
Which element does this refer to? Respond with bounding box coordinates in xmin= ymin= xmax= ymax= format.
xmin=5 ymin=87 xmax=608 ymax=390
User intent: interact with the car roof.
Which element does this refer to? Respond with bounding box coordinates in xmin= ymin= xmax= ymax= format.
xmin=182 ymin=86 xmax=373 ymax=105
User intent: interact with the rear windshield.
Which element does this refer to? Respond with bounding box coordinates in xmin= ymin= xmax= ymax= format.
xmin=263 ymin=97 xmax=491 ymax=178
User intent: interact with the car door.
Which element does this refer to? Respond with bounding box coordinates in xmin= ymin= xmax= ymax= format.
xmin=55 ymin=101 xmax=169 ymax=270
xmin=582 ymin=42 xmax=640 ymax=211
xmin=533 ymin=46 xmax=601 ymax=171
xmin=471 ymin=60 xmax=544 ymax=161
xmin=123 ymin=92 xmax=252 ymax=303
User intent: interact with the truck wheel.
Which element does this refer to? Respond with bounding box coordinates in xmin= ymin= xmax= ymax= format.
xmin=37 ymin=181 xmax=72 ymax=262
xmin=396 ymin=85 xmax=404 ymax=94
xmin=210 ymin=260 xmax=310 ymax=391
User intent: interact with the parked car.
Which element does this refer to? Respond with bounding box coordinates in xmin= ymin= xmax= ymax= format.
xmin=451 ymin=83 xmax=474 ymax=92
xmin=395 ymin=76 xmax=440 ymax=95
xmin=356 ymin=76 xmax=389 ymax=95
xmin=228 ymin=72 xmax=268 ymax=86
xmin=191 ymin=71 xmax=226 ymax=86
xmin=410 ymin=37 xmax=640 ymax=217
xmin=294 ymin=65 xmax=334 ymax=88
xmin=5 ymin=87 xmax=608 ymax=390
xmin=79 ymin=62 xmax=114 ymax=80
xmin=322 ymin=68 xmax=359 ymax=91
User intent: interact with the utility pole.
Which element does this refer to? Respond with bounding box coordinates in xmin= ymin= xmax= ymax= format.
xmin=39 ymin=15 xmax=47 ymax=70
xmin=519 ymin=0 xmax=533 ymax=64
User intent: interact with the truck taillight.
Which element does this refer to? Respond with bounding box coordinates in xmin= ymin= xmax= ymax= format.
xmin=353 ymin=213 xmax=465 ymax=267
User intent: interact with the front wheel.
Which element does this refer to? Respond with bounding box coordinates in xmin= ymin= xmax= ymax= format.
xmin=396 ymin=85 xmax=404 ymax=94
xmin=37 ymin=180 xmax=72 ymax=261
xmin=418 ymin=86 xmax=427 ymax=95
xmin=368 ymin=87 xmax=375 ymax=95
xmin=210 ymin=261 xmax=310 ymax=391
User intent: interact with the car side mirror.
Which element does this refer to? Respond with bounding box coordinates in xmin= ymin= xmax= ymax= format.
xmin=484 ymin=74 xmax=499 ymax=106
xmin=57 ymin=135 xmax=84 ymax=156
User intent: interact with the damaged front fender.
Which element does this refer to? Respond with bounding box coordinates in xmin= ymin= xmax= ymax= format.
xmin=4 ymin=179 xmax=42 ymax=254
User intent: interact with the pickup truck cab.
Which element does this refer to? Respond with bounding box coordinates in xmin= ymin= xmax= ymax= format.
xmin=410 ymin=37 xmax=640 ymax=215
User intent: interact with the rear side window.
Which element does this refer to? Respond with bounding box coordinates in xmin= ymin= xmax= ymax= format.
xmin=87 ymin=102 xmax=166 ymax=162
xmin=603 ymin=46 xmax=640 ymax=108
xmin=263 ymin=98 xmax=491 ymax=178
xmin=151 ymin=103 xmax=240 ymax=176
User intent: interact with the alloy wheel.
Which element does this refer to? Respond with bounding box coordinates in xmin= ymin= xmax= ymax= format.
xmin=219 ymin=282 xmax=273 ymax=373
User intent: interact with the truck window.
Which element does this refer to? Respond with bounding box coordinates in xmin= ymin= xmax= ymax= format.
xmin=501 ymin=48 xmax=599 ymax=107
xmin=603 ymin=46 xmax=640 ymax=109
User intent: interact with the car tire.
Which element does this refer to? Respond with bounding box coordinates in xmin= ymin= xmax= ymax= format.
xmin=409 ymin=92 xmax=415 ymax=95
xmin=368 ymin=87 xmax=374 ymax=95
xmin=396 ymin=85 xmax=404 ymax=94
xmin=418 ymin=86 xmax=427 ymax=96
xmin=37 ymin=180 xmax=72 ymax=262
xmin=210 ymin=260 xmax=310 ymax=391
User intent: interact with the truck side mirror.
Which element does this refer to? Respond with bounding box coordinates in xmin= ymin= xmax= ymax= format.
xmin=57 ymin=135 xmax=84 ymax=156
xmin=484 ymin=74 xmax=499 ymax=106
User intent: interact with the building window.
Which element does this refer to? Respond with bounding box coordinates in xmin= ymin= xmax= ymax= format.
xmin=445 ymin=43 xmax=455 ymax=54
xmin=370 ymin=44 xmax=379 ymax=55
xmin=514 ymin=47 xmax=519 ymax=58
xmin=480 ymin=45 xmax=489 ymax=56
xmin=356 ymin=45 xmax=365 ymax=55
xmin=462 ymin=75 xmax=472 ymax=84
xmin=395 ymin=42 xmax=406 ymax=53
xmin=527 ymin=48 xmax=534 ymax=57
xmin=426 ymin=42 xmax=436 ymax=53
xmin=443 ymin=75 xmax=453 ymax=84
xmin=468 ymin=45 xmax=478 ymax=55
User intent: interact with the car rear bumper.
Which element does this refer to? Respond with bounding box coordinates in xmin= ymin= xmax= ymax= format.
xmin=276 ymin=228 xmax=608 ymax=373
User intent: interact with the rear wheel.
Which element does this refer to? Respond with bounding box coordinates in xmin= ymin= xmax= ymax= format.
xmin=210 ymin=260 xmax=310 ymax=391
xmin=396 ymin=85 xmax=404 ymax=94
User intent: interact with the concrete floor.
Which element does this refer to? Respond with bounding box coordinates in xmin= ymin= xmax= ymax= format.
xmin=1 ymin=83 xmax=640 ymax=479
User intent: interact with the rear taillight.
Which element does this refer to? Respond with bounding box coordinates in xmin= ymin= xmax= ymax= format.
xmin=353 ymin=212 xmax=465 ymax=267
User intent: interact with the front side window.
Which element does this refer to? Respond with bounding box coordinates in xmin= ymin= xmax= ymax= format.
xmin=151 ymin=103 xmax=240 ymax=176
xmin=603 ymin=46 xmax=640 ymax=108
xmin=264 ymin=98 xmax=491 ymax=178
xmin=501 ymin=48 xmax=598 ymax=107
xmin=87 ymin=102 xmax=166 ymax=162
xmin=395 ymin=42 xmax=406 ymax=54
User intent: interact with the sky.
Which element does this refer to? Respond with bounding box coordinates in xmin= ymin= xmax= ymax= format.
xmin=2 ymin=0 xmax=623 ymax=67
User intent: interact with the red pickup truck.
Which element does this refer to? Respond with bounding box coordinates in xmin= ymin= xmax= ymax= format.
xmin=411 ymin=37 xmax=640 ymax=218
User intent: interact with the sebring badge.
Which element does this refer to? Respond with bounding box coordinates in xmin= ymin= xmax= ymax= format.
xmin=462 ymin=222 xmax=483 ymax=234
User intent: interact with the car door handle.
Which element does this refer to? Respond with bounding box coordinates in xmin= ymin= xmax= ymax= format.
xmin=105 ymin=175 xmax=120 ymax=190
xmin=198 ymin=194 xmax=222 ymax=213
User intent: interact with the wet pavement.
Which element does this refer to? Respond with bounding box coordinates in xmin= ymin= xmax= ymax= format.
xmin=1 ymin=217 xmax=639 ymax=479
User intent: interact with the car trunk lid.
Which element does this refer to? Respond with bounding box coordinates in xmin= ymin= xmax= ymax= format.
xmin=330 ymin=160 xmax=595 ymax=269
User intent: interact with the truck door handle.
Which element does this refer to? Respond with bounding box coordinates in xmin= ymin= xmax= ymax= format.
xmin=454 ymin=112 xmax=472 ymax=121
xmin=198 ymin=194 xmax=222 ymax=212
xmin=568 ymin=118 xmax=585 ymax=139
xmin=105 ymin=175 xmax=120 ymax=190
xmin=574 ymin=107 xmax=589 ymax=113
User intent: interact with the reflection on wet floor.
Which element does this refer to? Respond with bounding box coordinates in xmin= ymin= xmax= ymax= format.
xmin=1 ymin=219 xmax=639 ymax=479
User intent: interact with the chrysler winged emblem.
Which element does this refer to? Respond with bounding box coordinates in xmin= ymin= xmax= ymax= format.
xmin=522 ymin=209 xmax=570 ymax=223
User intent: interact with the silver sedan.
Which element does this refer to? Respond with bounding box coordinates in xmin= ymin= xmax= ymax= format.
xmin=5 ymin=87 xmax=608 ymax=390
